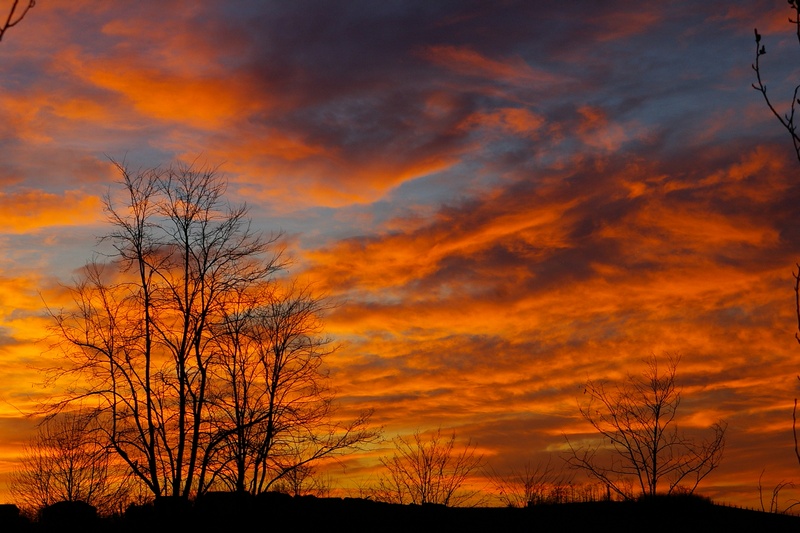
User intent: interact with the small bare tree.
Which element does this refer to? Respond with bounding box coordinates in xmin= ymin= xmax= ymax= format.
xmin=487 ymin=458 xmax=574 ymax=507
xmin=758 ymin=470 xmax=800 ymax=514
xmin=271 ymin=462 xmax=331 ymax=497
xmin=10 ymin=411 xmax=136 ymax=515
xmin=374 ymin=428 xmax=484 ymax=506
xmin=0 ymin=0 xmax=34 ymax=42
xmin=565 ymin=356 xmax=726 ymax=499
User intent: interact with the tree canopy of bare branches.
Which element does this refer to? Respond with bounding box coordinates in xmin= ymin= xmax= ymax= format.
xmin=374 ymin=429 xmax=484 ymax=507
xmin=199 ymin=280 xmax=378 ymax=494
xmin=486 ymin=458 xmax=575 ymax=508
xmin=48 ymin=160 xmax=376 ymax=499
xmin=565 ymin=356 xmax=726 ymax=499
xmin=10 ymin=411 xmax=136 ymax=515
xmin=0 ymin=0 xmax=34 ymax=42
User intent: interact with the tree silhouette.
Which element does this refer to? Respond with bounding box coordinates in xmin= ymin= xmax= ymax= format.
xmin=10 ymin=411 xmax=136 ymax=516
xmin=48 ymin=160 xmax=375 ymax=498
xmin=198 ymin=280 xmax=377 ymax=493
xmin=486 ymin=458 xmax=575 ymax=507
xmin=374 ymin=428 xmax=483 ymax=506
xmin=565 ymin=355 xmax=726 ymax=499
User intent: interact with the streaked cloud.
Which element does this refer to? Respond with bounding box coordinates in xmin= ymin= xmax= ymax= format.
xmin=0 ymin=190 xmax=101 ymax=233
xmin=0 ymin=0 xmax=798 ymax=507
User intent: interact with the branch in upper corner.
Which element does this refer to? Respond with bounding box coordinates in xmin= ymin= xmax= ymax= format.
xmin=0 ymin=1 xmax=35 ymax=42
xmin=752 ymin=4 xmax=800 ymax=163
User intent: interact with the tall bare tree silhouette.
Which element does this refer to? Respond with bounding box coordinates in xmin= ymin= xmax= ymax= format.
xmin=48 ymin=160 xmax=376 ymax=498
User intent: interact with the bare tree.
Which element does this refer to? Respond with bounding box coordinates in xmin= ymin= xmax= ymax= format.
xmin=271 ymin=462 xmax=331 ymax=497
xmin=198 ymin=280 xmax=378 ymax=493
xmin=0 ymin=0 xmax=34 ymax=42
xmin=486 ymin=458 xmax=575 ymax=508
xmin=374 ymin=428 xmax=484 ymax=506
xmin=10 ymin=411 xmax=136 ymax=515
xmin=48 ymin=160 xmax=364 ymax=497
xmin=565 ymin=355 xmax=726 ymax=499
xmin=48 ymin=160 xmax=376 ymax=499
xmin=50 ymin=161 xmax=279 ymax=498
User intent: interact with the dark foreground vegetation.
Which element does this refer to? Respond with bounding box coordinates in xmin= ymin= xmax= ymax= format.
xmin=1 ymin=493 xmax=799 ymax=533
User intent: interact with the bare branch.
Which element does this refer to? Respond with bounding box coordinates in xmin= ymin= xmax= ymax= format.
xmin=374 ymin=429 xmax=484 ymax=507
xmin=45 ymin=160 xmax=377 ymax=499
xmin=759 ymin=469 xmax=800 ymax=514
xmin=752 ymin=3 xmax=800 ymax=163
xmin=486 ymin=458 xmax=576 ymax=507
xmin=565 ymin=355 xmax=726 ymax=498
xmin=754 ymin=3 xmax=800 ymax=471
xmin=0 ymin=0 xmax=34 ymax=42
xmin=10 ymin=410 xmax=139 ymax=516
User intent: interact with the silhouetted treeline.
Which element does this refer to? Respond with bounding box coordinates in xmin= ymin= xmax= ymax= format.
xmin=3 ymin=493 xmax=800 ymax=533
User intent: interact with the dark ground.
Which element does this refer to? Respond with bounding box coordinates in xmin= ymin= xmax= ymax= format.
xmin=2 ymin=493 xmax=799 ymax=532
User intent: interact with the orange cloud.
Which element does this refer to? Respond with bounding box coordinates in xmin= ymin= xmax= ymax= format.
xmin=422 ymin=45 xmax=566 ymax=87
xmin=592 ymin=9 xmax=660 ymax=42
xmin=82 ymin=61 xmax=263 ymax=130
xmin=463 ymin=107 xmax=546 ymax=138
xmin=2 ymin=0 xmax=799 ymax=508
xmin=292 ymin=145 xmax=800 ymax=506
xmin=0 ymin=189 xmax=101 ymax=232
xmin=194 ymin=132 xmax=466 ymax=209
xmin=0 ymin=272 xmax=60 ymax=422
xmin=576 ymin=105 xmax=629 ymax=152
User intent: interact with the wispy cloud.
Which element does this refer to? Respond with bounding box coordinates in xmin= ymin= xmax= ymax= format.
xmin=0 ymin=0 xmax=798 ymax=506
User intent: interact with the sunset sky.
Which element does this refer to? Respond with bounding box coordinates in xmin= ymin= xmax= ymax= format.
xmin=1 ymin=0 xmax=800 ymax=508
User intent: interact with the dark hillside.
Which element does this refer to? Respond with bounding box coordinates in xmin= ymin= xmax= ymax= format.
xmin=3 ymin=493 xmax=800 ymax=533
